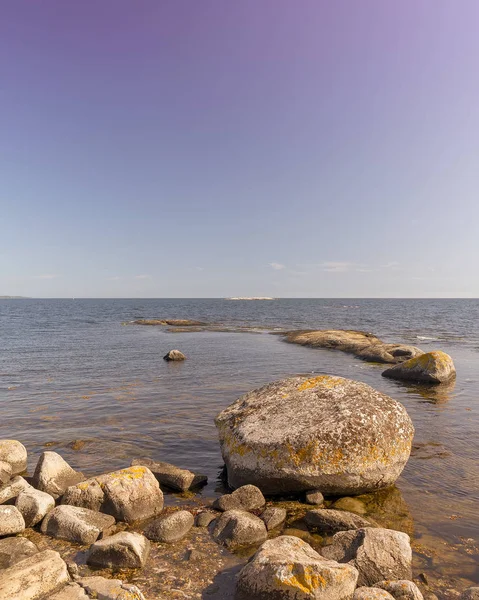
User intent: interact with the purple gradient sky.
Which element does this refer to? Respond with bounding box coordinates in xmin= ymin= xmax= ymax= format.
xmin=1 ymin=1 xmax=478 ymax=297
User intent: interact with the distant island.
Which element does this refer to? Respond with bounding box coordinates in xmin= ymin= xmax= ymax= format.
xmin=226 ymin=297 xmax=275 ymax=300
xmin=0 ymin=296 xmax=30 ymax=299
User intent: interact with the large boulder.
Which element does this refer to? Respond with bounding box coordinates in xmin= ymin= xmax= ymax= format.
xmin=322 ymin=527 xmax=412 ymax=586
xmin=0 ymin=550 xmax=70 ymax=600
xmin=0 ymin=505 xmax=25 ymax=536
xmin=62 ymin=466 xmax=163 ymax=523
xmin=0 ymin=537 xmax=39 ymax=569
xmin=32 ymin=452 xmax=84 ymax=499
xmin=0 ymin=440 xmax=27 ymax=475
xmin=131 ymin=458 xmax=207 ymax=491
xmin=41 ymin=505 xmax=116 ymax=545
xmin=144 ymin=510 xmax=194 ymax=543
xmin=213 ymin=484 xmax=266 ymax=512
xmin=215 ymin=375 xmax=414 ymax=495
xmin=382 ymin=351 xmax=456 ymax=384
xmin=86 ymin=531 xmax=150 ymax=569
xmin=305 ymin=509 xmax=373 ymax=534
xmin=211 ymin=510 xmax=268 ymax=550
xmin=236 ymin=535 xmax=358 ymax=600
xmin=16 ymin=488 xmax=55 ymax=527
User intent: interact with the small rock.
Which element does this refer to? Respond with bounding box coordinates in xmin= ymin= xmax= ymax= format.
xmin=0 ymin=549 xmax=70 ymax=600
xmin=331 ymin=496 xmax=368 ymax=515
xmin=131 ymin=457 xmax=207 ymax=491
xmin=163 ymin=349 xmax=186 ymax=361
xmin=211 ymin=509 xmax=268 ymax=550
xmin=305 ymin=489 xmax=325 ymax=505
xmin=144 ymin=510 xmax=194 ymax=543
xmin=0 ymin=440 xmax=27 ymax=475
xmin=49 ymin=582 xmax=90 ymax=599
xmin=78 ymin=576 xmax=146 ymax=600
xmin=0 ymin=461 xmax=12 ymax=485
xmin=32 ymin=452 xmax=84 ymax=499
xmin=0 ymin=476 xmax=33 ymax=504
xmin=260 ymin=506 xmax=287 ymax=531
xmin=15 ymin=488 xmax=55 ymax=527
xmin=382 ymin=351 xmax=456 ymax=384
xmin=87 ymin=531 xmax=150 ymax=569
xmin=0 ymin=505 xmax=25 ymax=536
xmin=355 ymin=588 xmax=395 ymax=600
xmin=195 ymin=511 xmax=217 ymax=527
xmin=0 ymin=537 xmax=39 ymax=569
xmin=376 ymin=580 xmax=424 ymax=600
xmin=305 ymin=508 xmax=373 ymax=534
xmin=461 ymin=589 xmax=479 ymax=600
xmin=41 ymin=505 xmax=116 ymax=545
xmin=213 ymin=484 xmax=265 ymax=512
xmin=66 ymin=560 xmax=80 ymax=579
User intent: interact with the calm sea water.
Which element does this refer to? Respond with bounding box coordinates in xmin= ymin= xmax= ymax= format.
xmin=1 ymin=298 xmax=478 ymax=583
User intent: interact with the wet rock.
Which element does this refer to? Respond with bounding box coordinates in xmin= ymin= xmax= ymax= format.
xmin=62 ymin=466 xmax=163 ymax=523
xmin=0 ymin=549 xmax=70 ymax=600
xmin=15 ymin=488 xmax=55 ymax=527
xmin=260 ymin=506 xmax=287 ymax=531
xmin=215 ymin=375 xmax=414 ymax=495
xmin=212 ymin=509 xmax=268 ymax=550
xmin=41 ymin=505 xmax=116 ymax=545
xmin=305 ymin=489 xmax=325 ymax=505
xmin=195 ymin=511 xmax=217 ymax=527
xmin=213 ymin=484 xmax=266 ymax=512
xmin=0 ymin=461 xmax=12 ymax=484
xmin=382 ymin=351 xmax=456 ymax=384
xmin=50 ymin=582 xmax=90 ymax=599
xmin=460 ymin=590 xmax=479 ymax=600
xmin=32 ymin=452 xmax=84 ymax=499
xmin=144 ymin=510 xmax=194 ymax=543
xmin=131 ymin=457 xmax=207 ymax=491
xmin=322 ymin=527 xmax=412 ymax=586
xmin=236 ymin=535 xmax=358 ymax=600
xmin=0 ymin=505 xmax=25 ymax=535
xmin=87 ymin=531 xmax=150 ymax=569
xmin=375 ymin=580 xmax=424 ymax=600
xmin=354 ymin=588 xmax=395 ymax=600
xmin=78 ymin=576 xmax=146 ymax=599
xmin=163 ymin=349 xmax=186 ymax=361
xmin=331 ymin=497 xmax=367 ymax=515
xmin=305 ymin=509 xmax=373 ymax=534
xmin=0 ymin=537 xmax=39 ymax=569
xmin=0 ymin=440 xmax=27 ymax=475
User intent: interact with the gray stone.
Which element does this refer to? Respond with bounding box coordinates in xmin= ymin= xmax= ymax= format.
xmin=305 ymin=489 xmax=325 ymax=505
xmin=49 ymin=582 xmax=90 ymax=599
xmin=41 ymin=505 xmax=116 ymax=545
xmin=62 ymin=466 xmax=163 ymax=523
xmin=144 ymin=510 xmax=194 ymax=543
xmin=32 ymin=452 xmax=84 ymax=499
xmin=236 ymin=535 xmax=359 ymax=600
xmin=0 ymin=440 xmax=27 ymax=475
xmin=460 ymin=589 xmax=479 ymax=600
xmin=78 ymin=576 xmax=146 ymax=599
xmin=375 ymin=580 xmax=424 ymax=600
xmin=260 ymin=506 xmax=287 ymax=531
xmin=87 ymin=531 xmax=150 ymax=569
xmin=163 ymin=349 xmax=186 ymax=361
xmin=195 ymin=511 xmax=217 ymax=527
xmin=215 ymin=375 xmax=414 ymax=495
xmin=211 ymin=509 xmax=267 ymax=550
xmin=0 ymin=505 xmax=25 ymax=536
xmin=354 ymin=588 xmax=395 ymax=600
xmin=0 ymin=461 xmax=12 ymax=484
xmin=0 ymin=549 xmax=70 ymax=600
xmin=0 ymin=476 xmax=33 ymax=504
xmin=382 ymin=351 xmax=456 ymax=384
xmin=213 ymin=484 xmax=266 ymax=512
xmin=331 ymin=497 xmax=367 ymax=515
xmin=305 ymin=509 xmax=373 ymax=534
xmin=15 ymin=488 xmax=55 ymax=527
xmin=0 ymin=537 xmax=39 ymax=569
xmin=131 ymin=457 xmax=207 ymax=491
xmin=322 ymin=527 xmax=412 ymax=586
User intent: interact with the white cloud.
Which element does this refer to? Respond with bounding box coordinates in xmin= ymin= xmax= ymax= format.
xmin=135 ymin=274 xmax=151 ymax=279
xmin=269 ymin=262 xmax=286 ymax=270
xmin=320 ymin=262 xmax=353 ymax=273
xmin=33 ymin=274 xmax=59 ymax=279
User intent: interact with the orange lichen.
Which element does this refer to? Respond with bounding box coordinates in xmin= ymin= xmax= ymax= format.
xmin=297 ymin=375 xmax=343 ymax=391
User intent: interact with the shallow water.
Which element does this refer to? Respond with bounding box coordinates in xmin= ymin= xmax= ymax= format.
xmin=1 ymin=298 xmax=478 ymax=586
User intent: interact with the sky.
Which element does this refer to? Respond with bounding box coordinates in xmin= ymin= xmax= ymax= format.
xmin=1 ymin=1 xmax=478 ymax=298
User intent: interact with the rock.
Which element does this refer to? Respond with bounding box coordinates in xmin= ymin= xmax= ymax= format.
xmin=87 ymin=531 xmax=150 ymax=569
xmin=0 ymin=505 xmax=25 ymax=535
xmin=41 ymin=505 xmax=116 ymax=545
xmin=211 ymin=509 xmax=268 ymax=550
xmin=163 ymin=349 xmax=186 ymax=361
xmin=195 ymin=511 xmax=217 ymax=527
xmin=32 ymin=452 xmax=84 ymax=499
xmin=0 ymin=440 xmax=27 ymax=475
xmin=144 ymin=510 xmax=194 ymax=543
xmin=354 ymin=588 xmax=395 ymax=600
xmin=322 ymin=527 xmax=412 ymax=586
xmin=0 ymin=461 xmax=12 ymax=484
xmin=0 ymin=476 xmax=33 ymax=504
xmin=235 ymin=535 xmax=358 ymax=600
xmin=131 ymin=457 xmax=207 ymax=491
xmin=375 ymin=580 xmax=424 ymax=600
xmin=305 ymin=509 xmax=373 ymax=534
xmin=78 ymin=576 xmax=146 ymax=599
xmin=213 ymin=484 xmax=266 ymax=512
xmin=0 ymin=537 xmax=39 ymax=569
xmin=305 ymin=490 xmax=325 ymax=505
xmin=133 ymin=319 xmax=206 ymax=327
xmin=15 ymin=488 xmax=55 ymax=527
xmin=260 ymin=506 xmax=287 ymax=531
xmin=186 ymin=548 xmax=207 ymax=562
xmin=49 ymin=582 xmax=90 ymax=599
xmin=460 ymin=590 xmax=479 ymax=600
xmin=62 ymin=466 xmax=163 ymax=523
xmin=216 ymin=375 xmax=414 ymax=495
xmin=331 ymin=497 xmax=367 ymax=515
xmin=0 ymin=549 xmax=70 ymax=600
xmin=382 ymin=351 xmax=456 ymax=384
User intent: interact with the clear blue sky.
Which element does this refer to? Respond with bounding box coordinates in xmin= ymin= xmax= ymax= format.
xmin=1 ymin=1 xmax=478 ymax=298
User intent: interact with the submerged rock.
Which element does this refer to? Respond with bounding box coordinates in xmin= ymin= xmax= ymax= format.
xmin=211 ymin=509 xmax=268 ymax=550
xmin=0 ymin=505 xmax=25 ymax=535
xmin=213 ymin=484 xmax=266 ymax=512
xmin=305 ymin=509 xmax=373 ymax=534
xmin=0 ymin=440 xmax=27 ymax=475
xmin=0 ymin=537 xmax=39 ymax=569
xmin=215 ymin=375 xmax=414 ymax=495
xmin=163 ymin=349 xmax=186 ymax=361
xmin=32 ymin=452 xmax=84 ymax=499
xmin=131 ymin=458 xmax=207 ymax=491
xmin=144 ymin=510 xmax=194 ymax=543
xmin=331 ymin=497 xmax=367 ymax=515
xmin=87 ymin=531 xmax=150 ymax=569
xmin=382 ymin=351 xmax=456 ymax=384
xmin=41 ymin=505 xmax=116 ymax=545
xmin=236 ymin=535 xmax=358 ymax=600
xmin=15 ymin=488 xmax=55 ymax=527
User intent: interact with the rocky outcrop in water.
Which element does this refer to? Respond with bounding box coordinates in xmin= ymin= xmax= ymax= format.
xmin=163 ymin=349 xmax=186 ymax=361
xmin=382 ymin=351 xmax=456 ymax=384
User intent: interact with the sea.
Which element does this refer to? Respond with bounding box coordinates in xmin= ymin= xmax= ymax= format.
xmin=1 ymin=298 xmax=478 ymax=584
